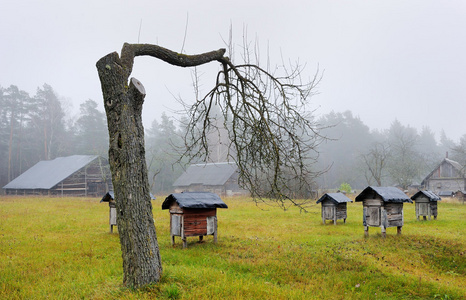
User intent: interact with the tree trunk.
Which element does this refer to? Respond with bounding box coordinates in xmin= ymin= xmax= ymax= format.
xmin=96 ymin=52 xmax=162 ymax=288
xmin=96 ymin=44 xmax=225 ymax=288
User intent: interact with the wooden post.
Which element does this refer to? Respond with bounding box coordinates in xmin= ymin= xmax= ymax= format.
xmin=364 ymin=226 xmax=369 ymax=237
xmin=213 ymin=217 xmax=218 ymax=243
xmin=171 ymin=235 xmax=175 ymax=246
xmin=397 ymin=226 xmax=402 ymax=235
xmin=381 ymin=226 xmax=386 ymax=238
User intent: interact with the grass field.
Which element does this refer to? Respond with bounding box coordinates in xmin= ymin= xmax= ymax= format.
xmin=0 ymin=195 xmax=464 ymax=299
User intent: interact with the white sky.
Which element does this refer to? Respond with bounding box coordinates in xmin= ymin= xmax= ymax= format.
xmin=1 ymin=0 xmax=465 ymax=142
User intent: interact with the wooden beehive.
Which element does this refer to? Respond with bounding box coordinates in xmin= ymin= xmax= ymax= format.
xmin=100 ymin=191 xmax=155 ymax=233
xmin=101 ymin=191 xmax=117 ymax=233
xmin=355 ymin=186 xmax=412 ymax=237
xmin=316 ymin=193 xmax=353 ymax=225
xmin=162 ymin=192 xmax=228 ymax=248
xmin=411 ymin=190 xmax=441 ymax=220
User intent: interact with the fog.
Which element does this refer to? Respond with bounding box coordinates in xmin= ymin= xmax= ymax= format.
xmin=1 ymin=0 xmax=465 ymax=141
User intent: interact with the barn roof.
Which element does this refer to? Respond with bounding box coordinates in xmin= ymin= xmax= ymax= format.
xmin=3 ymin=155 xmax=100 ymax=190
xmin=411 ymin=190 xmax=441 ymax=202
xmin=162 ymin=192 xmax=228 ymax=209
xmin=173 ymin=162 xmax=237 ymax=187
xmin=316 ymin=192 xmax=353 ymax=204
xmin=355 ymin=186 xmax=412 ymax=203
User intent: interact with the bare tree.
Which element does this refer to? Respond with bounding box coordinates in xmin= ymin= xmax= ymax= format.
xmin=360 ymin=142 xmax=390 ymax=186
xmin=96 ymin=42 xmax=321 ymax=288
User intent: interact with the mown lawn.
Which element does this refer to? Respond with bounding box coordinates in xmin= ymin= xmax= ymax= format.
xmin=0 ymin=196 xmax=464 ymax=299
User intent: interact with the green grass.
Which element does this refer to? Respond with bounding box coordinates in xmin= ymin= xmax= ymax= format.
xmin=0 ymin=196 xmax=465 ymax=299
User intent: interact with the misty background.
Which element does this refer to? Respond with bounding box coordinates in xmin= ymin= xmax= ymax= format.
xmin=1 ymin=84 xmax=464 ymax=194
xmin=1 ymin=1 xmax=465 ymax=194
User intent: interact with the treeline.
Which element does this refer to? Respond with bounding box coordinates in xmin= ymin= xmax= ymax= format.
xmin=1 ymin=84 xmax=465 ymax=195
xmin=316 ymin=111 xmax=466 ymax=190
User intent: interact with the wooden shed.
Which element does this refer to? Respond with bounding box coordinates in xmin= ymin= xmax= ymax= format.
xmin=162 ymin=192 xmax=228 ymax=248
xmin=410 ymin=190 xmax=441 ymax=220
xmin=316 ymin=193 xmax=352 ymax=225
xmin=355 ymin=186 xmax=412 ymax=237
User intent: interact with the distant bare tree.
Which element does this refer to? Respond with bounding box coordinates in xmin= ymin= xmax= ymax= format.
xmin=360 ymin=142 xmax=391 ymax=186
xmin=96 ymin=42 xmax=321 ymax=288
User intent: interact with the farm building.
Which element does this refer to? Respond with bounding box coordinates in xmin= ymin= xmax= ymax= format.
xmin=455 ymin=190 xmax=466 ymax=204
xmin=316 ymin=192 xmax=352 ymax=225
xmin=421 ymin=157 xmax=465 ymax=195
xmin=173 ymin=162 xmax=248 ymax=196
xmin=355 ymin=186 xmax=412 ymax=237
xmin=3 ymin=155 xmax=112 ymax=196
xmin=162 ymin=192 xmax=228 ymax=248
xmin=410 ymin=190 xmax=441 ymax=220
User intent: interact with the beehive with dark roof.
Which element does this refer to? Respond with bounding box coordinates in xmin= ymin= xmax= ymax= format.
xmin=316 ymin=193 xmax=353 ymax=225
xmin=355 ymin=186 xmax=412 ymax=237
xmin=411 ymin=190 xmax=441 ymax=220
xmin=162 ymin=192 xmax=228 ymax=248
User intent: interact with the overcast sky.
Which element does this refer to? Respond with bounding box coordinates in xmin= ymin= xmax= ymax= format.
xmin=1 ymin=0 xmax=465 ymax=142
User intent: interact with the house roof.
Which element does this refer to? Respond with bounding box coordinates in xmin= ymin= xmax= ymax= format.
xmin=173 ymin=162 xmax=237 ymax=187
xmin=355 ymin=186 xmax=412 ymax=203
xmin=3 ymin=155 xmax=100 ymax=190
xmin=162 ymin=192 xmax=228 ymax=209
xmin=421 ymin=158 xmax=464 ymax=185
xmin=316 ymin=193 xmax=353 ymax=204
xmin=411 ymin=190 xmax=441 ymax=202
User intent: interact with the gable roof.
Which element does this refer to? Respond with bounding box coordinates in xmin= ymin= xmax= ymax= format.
xmin=411 ymin=190 xmax=441 ymax=202
xmin=422 ymin=158 xmax=465 ymax=185
xmin=316 ymin=192 xmax=353 ymax=204
xmin=3 ymin=155 xmax=100 ymax=190
xmin=355 ymin=186 xmax=412 ymax=203
xmin=162 ymin=192 xmax=228 ymax=209
xmin=173 ymin=162 xmax=237 ymax=187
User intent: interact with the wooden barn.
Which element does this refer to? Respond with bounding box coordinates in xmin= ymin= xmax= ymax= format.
xmin=173 ymin=162 xmax=248 ymax=196
xmin=421 ymin=157 xmax=465 ymax=195
xmin=355 ymin=186 xmax=412 ymax=237
xmin=162 ymin=192 xmax=228 ymax=248
xmin=2 ymin=155 xmax=112 ymax=196
xmin=316 ymin=192 xmax=352 ymax=225
xmin=410 ymin=190 xmax=441 ymax=220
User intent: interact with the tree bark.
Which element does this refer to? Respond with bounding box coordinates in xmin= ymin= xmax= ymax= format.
xmin=96 ymin=44 xmax=225 ymax=288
